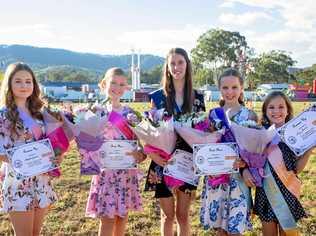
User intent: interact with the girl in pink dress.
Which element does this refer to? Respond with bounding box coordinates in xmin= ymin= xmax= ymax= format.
xmin=85 ymin=67 xmax=146 ymax=236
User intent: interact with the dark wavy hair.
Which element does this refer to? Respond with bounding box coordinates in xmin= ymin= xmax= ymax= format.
xmin=261 ymin=91 xmax=293 ymax=127
xmin=162 ymin=48 xmax=193 ymax=115
xmin=0 ymin=62 xmax=44 ymax=137
xmin=218 ymin=68 xmax=245 ymax=107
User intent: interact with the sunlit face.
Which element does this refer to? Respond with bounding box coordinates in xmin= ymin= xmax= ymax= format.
xmin=219 ymin=76 xmax=243 ymax=106
xmin=167 ymin=53 xmax=187 ymax=81
xmin=265 ymin=96 xmax=288 ymax=127
xmin=105 ymin=75 xmax=128 ymax=101
xmin=11 ymin=70 xmax=34 ymax=101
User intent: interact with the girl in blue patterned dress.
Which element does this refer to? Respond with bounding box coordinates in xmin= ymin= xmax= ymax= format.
xmin=200 ymin=68 xmax=257 ymax=235
xmin=0 ymin=63 xmax=58 ymax=236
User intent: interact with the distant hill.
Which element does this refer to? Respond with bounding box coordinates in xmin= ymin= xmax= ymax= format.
xmin=0 ymin=44 xmax=164 ymax=72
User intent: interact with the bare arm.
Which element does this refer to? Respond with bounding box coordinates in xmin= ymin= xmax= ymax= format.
xmin=0 ymin=154 xmax=8 ymax=163
xmin=296 ymin=147 xmax=315 ymax=173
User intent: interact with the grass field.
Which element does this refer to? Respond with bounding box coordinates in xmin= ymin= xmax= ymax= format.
xmin=0 ymin=102 xmax=315 ymax=235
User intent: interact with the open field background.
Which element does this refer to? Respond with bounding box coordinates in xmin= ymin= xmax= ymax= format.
xmin=0 ymin=102 xmax=315 ymax=235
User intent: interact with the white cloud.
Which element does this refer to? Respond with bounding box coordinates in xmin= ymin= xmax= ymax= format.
xmin=219 ymin=12 xmax=272 ymax=27
xmin=117 ymin=25 xmax=208 ymax=56
xmin=244 ymin=29 xmax=316 ymax=67
xmin=219 ymin=1 xmax=235 ymax=8
xmin=220 ymin=0 xmax=316 ymax=66
xmin=224 ymin=0 xmax=316 ymax=30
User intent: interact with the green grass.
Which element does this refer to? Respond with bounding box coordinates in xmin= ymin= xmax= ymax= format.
xmin=0 ymin=102 xmax=315 ymax=235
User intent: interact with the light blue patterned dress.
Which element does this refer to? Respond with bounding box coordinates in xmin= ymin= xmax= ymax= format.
xmin=200 ymin=106 xmax=255 ymax=234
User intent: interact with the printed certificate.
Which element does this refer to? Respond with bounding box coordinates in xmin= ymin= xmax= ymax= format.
xmin=6 ymin=139 xmax=57 ymax=179
xmin=193 ymin=142 xmax=239 ymax=176
xmin=163 ymin=149 xmax=199 ymax=186
xmin=278 ymin=104 xmax=316 ymax=156
xmin=99 ymin=140 xmax=137 ymax=169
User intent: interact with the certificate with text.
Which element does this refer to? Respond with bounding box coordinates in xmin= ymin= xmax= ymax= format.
xmin=99 ymin=140 xmax=137 ymax=169
xmin=163 ymin=149 xmax=199 ymax=186
xmin=278 ymin=104 xmax=316 ymax=156
xmin=6 ymin=139 xmax=57 ymax=179
xmin=193 ymin=142 xmax=239 ymax=176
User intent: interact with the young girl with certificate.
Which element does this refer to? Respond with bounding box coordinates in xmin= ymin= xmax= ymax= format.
xmin=0 ymin=62 xmax=59 ymax=236
xmin=145 ymin=48 xmax=205 ymax=236
xmin=200 ymin=68 xmax=257 ymax=235
xmin=84 ymin=67 xmax=146 ymax=236
xmin=254 ymin=91 xmax=314 ymax=236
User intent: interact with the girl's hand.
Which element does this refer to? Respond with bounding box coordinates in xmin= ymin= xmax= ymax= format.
xmin=52 ymin=154 xmax=63 ymax=166
xmin=242 ymin=168 xmax=256 ymax=187
xmin=233 ymin=159 xmax=246 ymax=169
xmin=148 ymin=153 xmax=167 ymax=167
xmin=126 ymin=150 xmax=146 ymax=163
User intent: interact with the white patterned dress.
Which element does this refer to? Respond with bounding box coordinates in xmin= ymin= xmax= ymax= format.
xmin=200 ymin=107 xmax=255 ymax=234
xmin=0 ymin=109 xmax=57 ymax=212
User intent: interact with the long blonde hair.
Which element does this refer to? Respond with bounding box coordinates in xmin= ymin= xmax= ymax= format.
xmin=98 ymin=67 xmax=126 ymax=91
xmin=0 ymin=62 xmax=44 ymax=136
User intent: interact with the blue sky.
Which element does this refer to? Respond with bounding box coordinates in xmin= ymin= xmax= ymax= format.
xmin=1 ymin=0 xmax=315 ymax=67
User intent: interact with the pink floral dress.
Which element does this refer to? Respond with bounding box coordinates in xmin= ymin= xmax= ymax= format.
xmin=0 ymin=109 xmax=57 ymax=212
xmin=85 ymin=105 xmax=142 ymax=218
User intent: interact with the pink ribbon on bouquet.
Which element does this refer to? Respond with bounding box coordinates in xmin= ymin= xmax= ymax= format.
xmin=108 ymin=111 xmax=135 ymax=140
xmin=144 ymin=144 xmax=184 ymax=189
xmin=43 ymin=110 xmax=70 ymax=177
xmin=208 ymin=174 xmax=230 ymax=187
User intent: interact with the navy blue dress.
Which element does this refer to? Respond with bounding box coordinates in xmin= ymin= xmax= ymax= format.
xmin=145 ymin=88 xmax=205 ymax=198
xmin=254 ymin=137 xmax=307 ymax=222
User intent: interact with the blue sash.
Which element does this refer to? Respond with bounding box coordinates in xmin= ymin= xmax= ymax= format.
xmin=263 ymin=159 xmax=299 ymax=235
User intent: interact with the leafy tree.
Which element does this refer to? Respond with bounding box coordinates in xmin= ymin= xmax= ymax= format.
xmin=0 ymin=71 xmax=3 ymax=82
xmin=192 ymin=67 xmax=214 ymax=87
xmin=247 ymin=50 xmax=296 ymax=88
xmin=294 ymin=64 xmax=316 ymax=85
xmin=191 ymin=28 xmax=250 ymax=80
xmin=140 ymin=64 xmax=163 ymax=84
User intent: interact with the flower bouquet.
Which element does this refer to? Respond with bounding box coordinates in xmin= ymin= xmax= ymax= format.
xmin=174 ymin=111 xmax=222 ymax=148
xmin=63 ymin=105 xmax=108 ymax=175
xmin=42 ymin=109 xmax=72 ymax=177
xmin=229 ymin=119 xmax=277 ymax=187
xmin=131 ymin=108 xmax=181 ymax=188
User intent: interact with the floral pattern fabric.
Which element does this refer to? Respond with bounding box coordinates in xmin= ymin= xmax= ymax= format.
xmin=85 ymin=105 xmax=143 ymax=218
xmin=200 ymin=106 xmax=255 ymax=234
xmin=0 ymin=109 xmax=57 ymax=213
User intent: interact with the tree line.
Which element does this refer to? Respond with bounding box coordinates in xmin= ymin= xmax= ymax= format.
xmin=190 ymin=28 xmax=315 ymax=89
xmin=0 ymin=28 xmax=315 ymax=88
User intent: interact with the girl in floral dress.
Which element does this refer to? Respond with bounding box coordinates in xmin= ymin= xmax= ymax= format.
xmin=0 ymin=62 xmax=58 ymax=236
xmin=85 ymin=67 xmax=146 ymax=236
xmin=200 ymin=68 xmax=257 ymax=235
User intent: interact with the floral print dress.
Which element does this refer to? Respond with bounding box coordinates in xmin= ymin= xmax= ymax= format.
xmin=200 ymin=107 xmax=255 ymax=234
xmin=0 ymin=109 xmax=57 ymax=212
xmin=85 ymin=105 xmax=143 ymax=218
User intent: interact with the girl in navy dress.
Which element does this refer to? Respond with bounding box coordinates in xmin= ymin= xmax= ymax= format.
xmin=145 ymin=48 xmax=205 ymax=236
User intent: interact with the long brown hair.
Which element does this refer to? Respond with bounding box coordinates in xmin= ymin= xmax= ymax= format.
xmin=261 ymin=91 xmax=293 ymax=126
xmin=218 ymin=68 xmax=245 ymax=107
xmin=162 ymin=48 xmax=193 ymax=115
xmin=0 ymin=62 xmax=44 ymax=136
